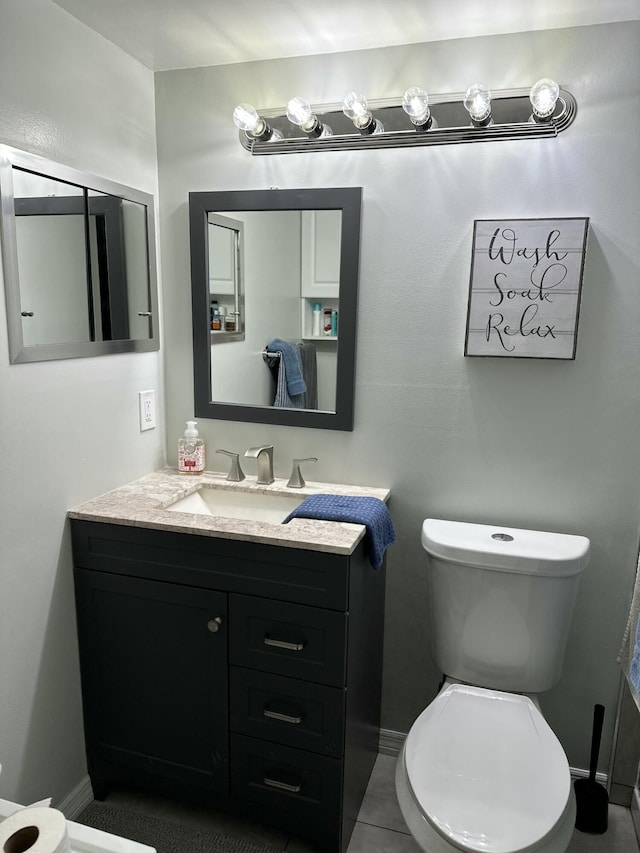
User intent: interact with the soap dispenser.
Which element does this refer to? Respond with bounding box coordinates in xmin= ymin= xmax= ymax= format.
xmin=178 ymin=421 xmax=205 ymax=474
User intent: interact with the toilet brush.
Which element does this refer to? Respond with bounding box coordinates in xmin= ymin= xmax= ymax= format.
xmin=574 ymin=704 xmax=608 ymax=834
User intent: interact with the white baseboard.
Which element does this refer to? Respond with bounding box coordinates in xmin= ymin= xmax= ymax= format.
xmin=568 ymin=765 xmax=609 ymax=787
xmin=55 ymin=775 xmax=93 ymax=820
xmin=378 ymin=728 xmax=609 ymax=787
xmin=378 ymin=728 xmax=405 ymax=756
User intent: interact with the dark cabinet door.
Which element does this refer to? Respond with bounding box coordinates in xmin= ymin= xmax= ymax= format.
xmin=74 ymin=569 xmax=229 ymax=794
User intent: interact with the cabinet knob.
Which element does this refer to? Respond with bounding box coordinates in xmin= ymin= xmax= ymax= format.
xmin=207 ymin=617 xmax=223 ymax=633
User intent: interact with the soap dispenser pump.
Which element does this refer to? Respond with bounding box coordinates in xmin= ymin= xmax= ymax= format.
xmin=178 ymin=420 xmax=205 ymax=474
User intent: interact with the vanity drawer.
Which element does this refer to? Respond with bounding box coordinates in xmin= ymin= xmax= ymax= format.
xmin=71 ymin=521 xmax=350 ymax=610
xmin=230 ymin=667 xmax=345 ymax=757
xmin=229 ymin=594 xmax=347 ymax=687
xmin=230 ymin=734 xmax=342 ymax=819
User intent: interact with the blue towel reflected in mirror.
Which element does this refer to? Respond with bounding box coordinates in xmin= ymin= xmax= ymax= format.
xmin=265 ymin=339 xmax=317 ymax=409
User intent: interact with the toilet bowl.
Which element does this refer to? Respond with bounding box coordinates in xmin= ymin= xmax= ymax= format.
xmin=396 ymin=682 xmax=576 ymax=853
xmin=395 ymin=519 xmax=590 ymax=853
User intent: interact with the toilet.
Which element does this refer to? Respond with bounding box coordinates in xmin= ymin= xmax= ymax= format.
xmin=396 ymin=518 xmax=590 ymax=853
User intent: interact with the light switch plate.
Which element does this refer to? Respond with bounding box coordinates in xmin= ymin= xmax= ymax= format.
xmin=138 ymin=390 xmax=156 ymax=431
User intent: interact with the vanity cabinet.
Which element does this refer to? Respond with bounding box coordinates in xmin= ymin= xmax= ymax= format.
xmin=71 ymin=520 xmax=386 ymax=853
xmin=73 ymin=572 xmax=229 ymax=795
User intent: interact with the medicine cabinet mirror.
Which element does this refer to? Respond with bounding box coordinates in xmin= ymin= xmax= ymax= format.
xmin=207 ymin=212 xmax=245 ymax=342
xmin=0 ymin=145 xmax=159 ymax=363
xmin=189 ymin=187 xmax=361 ymax=430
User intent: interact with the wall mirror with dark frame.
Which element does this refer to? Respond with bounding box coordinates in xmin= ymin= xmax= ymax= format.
xmin=189 ymin=187 xmax=362 ymax=430
xmin=0 ymin=145 xmax=159 ymax=363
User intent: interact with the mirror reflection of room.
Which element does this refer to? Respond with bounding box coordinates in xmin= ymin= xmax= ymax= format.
xmin=209 ymin=208 xmax=341 ymax=412
xmin=13 ymin=169 xmax=90 ymax=346
xmin=208 ymin=212 xmax=243 ymax=337
xmin=13 ymin=167 xmax=153 ymax=347
xmin=1 ymin=148 xmax=158 ymax=363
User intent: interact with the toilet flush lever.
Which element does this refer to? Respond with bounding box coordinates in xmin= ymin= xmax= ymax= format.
xmin=287 ymin=457 xmax=318 ymax=489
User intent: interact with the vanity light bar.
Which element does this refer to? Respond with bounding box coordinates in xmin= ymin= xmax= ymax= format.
xmin=234 ymin=82 xmax=576 ymax=155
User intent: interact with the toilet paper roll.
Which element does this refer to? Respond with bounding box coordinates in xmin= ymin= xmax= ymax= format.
xmin=0 ymin=807 xmax=71 ymax=853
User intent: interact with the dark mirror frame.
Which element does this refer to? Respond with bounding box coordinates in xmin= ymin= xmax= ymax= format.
xmin=189 ymin=187 xmax=362 ymax=431
xmin=0 ymin=144 xmax=159 ymax=363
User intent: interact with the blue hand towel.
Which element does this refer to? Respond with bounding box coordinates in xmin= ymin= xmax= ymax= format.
xmin=273 ymin=353 xmax=305 ymax=409
xmin=283 ymin=494 xmax=396 ymax=569
xmin=266 ymin=338 xmax=306 ymax=396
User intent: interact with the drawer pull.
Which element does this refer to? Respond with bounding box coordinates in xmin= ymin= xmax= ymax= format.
xmin=263 ymin=707 xmax=304 ymax=725
xmin=207 ymin=617 xmax=223 ymax=633
xmin=263 ymin=635 xmax=305 ymax=651
xmin=263 ymin=777 xmax=302 ymax=793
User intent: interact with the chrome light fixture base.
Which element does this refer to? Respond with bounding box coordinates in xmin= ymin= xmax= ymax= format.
xmin=238 ymin=87 xmax=576 ymax=155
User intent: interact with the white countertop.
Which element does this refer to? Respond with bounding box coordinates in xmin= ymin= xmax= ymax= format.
xmin=68 ymin=468 xmax=391 ymax=555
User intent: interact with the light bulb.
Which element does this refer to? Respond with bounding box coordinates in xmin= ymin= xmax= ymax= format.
xmin=342 ymin=91 xmax=373 ymax=130
xmin=232 ymin=103 xmax=281 ymax=141
xmin=233 ymin=103 xmax=263 ymax=134
xmin=286 ymin=96 xmax=332 ymax=138
xmin=529 ymin=78 xmax=560 ymax=120
xmin=402 ymin=87 xmax=431 ymax=127
xmin=286 ymin=97 xmax=314 ymax=128
xmin=464 ymin=83 xmax=492 ymax=125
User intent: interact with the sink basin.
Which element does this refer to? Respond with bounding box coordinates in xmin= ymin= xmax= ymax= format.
xmin=166 ymin=487 xmax=304 ymax=524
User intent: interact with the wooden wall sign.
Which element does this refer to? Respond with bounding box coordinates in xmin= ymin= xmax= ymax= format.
xmin=464 ymin=217 xmax=589 ymax=359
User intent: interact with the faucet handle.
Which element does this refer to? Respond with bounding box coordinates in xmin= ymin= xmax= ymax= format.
xmin=216 ymin=449 xmax=245 ymax=482
xmin=287 ymin=457 xmax=318 ymax=489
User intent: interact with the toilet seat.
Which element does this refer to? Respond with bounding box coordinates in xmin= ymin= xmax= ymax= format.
xmin=403 ymin=683 xmax=572 ymax=853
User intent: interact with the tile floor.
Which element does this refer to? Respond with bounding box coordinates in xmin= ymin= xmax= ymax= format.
xmin=107 ymin=754 xmax=640 ymax=853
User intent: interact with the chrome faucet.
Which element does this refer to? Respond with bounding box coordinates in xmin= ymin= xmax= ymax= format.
xmin=244 ymin=445 xmax=274 ymax=485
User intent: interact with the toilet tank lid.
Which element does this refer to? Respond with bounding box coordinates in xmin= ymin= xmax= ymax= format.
xmin=422 ymin=518 xmax=590 ymax=576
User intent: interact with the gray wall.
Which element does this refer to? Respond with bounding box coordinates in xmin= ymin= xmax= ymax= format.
xmin=156 ymin=22 xmax=640 ymax=772
xmin=0 ymin=0 xmax=164 ymax=803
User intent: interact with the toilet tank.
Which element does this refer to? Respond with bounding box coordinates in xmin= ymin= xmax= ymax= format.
xmin=422 ymin=519 xmax=590 ymax=693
